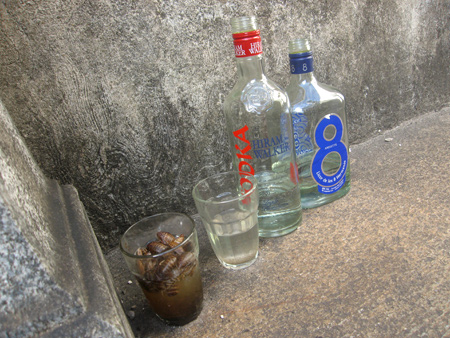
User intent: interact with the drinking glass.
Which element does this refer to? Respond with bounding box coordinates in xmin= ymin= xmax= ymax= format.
xmin=120 ymin=213 xmax=203 ymax=325
xmin=192 ymin=171 xmax=259 ymax=270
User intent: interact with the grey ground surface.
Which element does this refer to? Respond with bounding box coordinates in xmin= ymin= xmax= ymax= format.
xmin=106 ymin=106 xmax=450 ymax=338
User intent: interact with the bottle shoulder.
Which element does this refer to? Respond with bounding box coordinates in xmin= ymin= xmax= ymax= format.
xmin=287 ymin=79 xmax=345 ymax=108
xmin=227 ymin=77 xmax=288 ymax=94
xmin=316 ymin=81 xmax=344 ymax=100
xmin=224 ymin=77 xmax=289 ymax=111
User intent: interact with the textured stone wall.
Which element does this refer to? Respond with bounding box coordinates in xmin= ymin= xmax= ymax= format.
xmin=0 ymin=99 xmax=133 ymax=337
xmin=0 ymin=0 xmax=449 ymax=250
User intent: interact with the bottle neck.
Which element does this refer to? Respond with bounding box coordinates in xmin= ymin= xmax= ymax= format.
xmin=232 ymin=29 xmax=265 ymax=80
xmin=289 ymin=51 xmax=316 ymax=84
xmin=289 ymin=71 xmax=316 ymax=84
xmin=236 ymin=54 xmax=266 ymax=80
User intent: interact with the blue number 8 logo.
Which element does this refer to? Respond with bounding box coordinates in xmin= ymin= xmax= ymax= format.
xmin=311 ymin=114 xmax=348 ymax=188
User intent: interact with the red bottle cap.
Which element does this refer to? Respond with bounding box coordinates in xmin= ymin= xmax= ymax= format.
xmin=232 ymin=30 xmax=262 ymax=58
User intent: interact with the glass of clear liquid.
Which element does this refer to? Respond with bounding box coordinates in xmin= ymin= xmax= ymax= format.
xmin=192 ymin=171 xmax=259 ymax=270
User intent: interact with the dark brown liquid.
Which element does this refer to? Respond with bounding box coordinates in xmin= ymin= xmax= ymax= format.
xmin=137 ymin=264 xmax=203 ymax=325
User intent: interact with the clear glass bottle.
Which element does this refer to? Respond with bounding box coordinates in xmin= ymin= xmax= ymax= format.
xmin=223 ymin=17 xmax=302 ymax=237
xmin=286 ymin=38 xmax=350 ymax=208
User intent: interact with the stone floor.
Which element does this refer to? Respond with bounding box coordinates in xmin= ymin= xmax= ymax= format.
xmin=106 ymin=106 xmax=450 ymax=338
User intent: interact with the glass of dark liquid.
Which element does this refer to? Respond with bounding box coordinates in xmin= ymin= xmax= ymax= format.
xmin=120 ymin=213 xmax=203 ymax=325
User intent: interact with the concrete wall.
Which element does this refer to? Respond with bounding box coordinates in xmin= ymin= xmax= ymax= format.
xmin=0 ymin=0 xmax=449 ymax=250
xmin=0 ymin=99 xmax=133 ymax=337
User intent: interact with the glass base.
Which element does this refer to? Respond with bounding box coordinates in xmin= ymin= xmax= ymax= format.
xmin=301 ymin=182 xmax=350 ymax=209
xmin=257 ymin=209 xmax=302 ymax=238
xmin=258 ymin=220 xmax=300 ymax=238
xmin=219 ymin=251 xmax=258 ymax=270
xmin=158 ymin=308 xmax=202 ymax=326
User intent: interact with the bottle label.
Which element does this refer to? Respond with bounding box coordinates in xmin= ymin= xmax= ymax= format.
xmin=233 ymin=125 xmax=255 ymax=195
xmin=289 ymin=52 xmax=314 ymax=74
xmin=310 ymin=114 xmax=348 ymax=194
xmin=233 ymin=30 xmax=263 ymax=58
xmin=233 ymin=126 xmax=297 ymax=188
xmin=292 ymin=112 xmax=313 ymax=156
xmin=251 ymin=135 xmax=291 ymax=159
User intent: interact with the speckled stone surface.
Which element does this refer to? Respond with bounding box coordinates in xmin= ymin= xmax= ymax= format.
xmin=106 ymin=106 xmax=450 ymax=337
xmin=0 ymin=100 xmax=133 ymax=337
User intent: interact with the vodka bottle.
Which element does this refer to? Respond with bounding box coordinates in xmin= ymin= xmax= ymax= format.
xmin=223 ymin=17 xmax=302 ymax=237
xmin=286 ymin=38 xmax=350 ymax=208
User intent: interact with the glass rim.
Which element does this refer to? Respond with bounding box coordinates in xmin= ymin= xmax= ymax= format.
xmin=119 ymin=212 xmax=196 ymax=259
xmin=289 ymin=38 xmax=311 ymax=54
xmin=231 ymin=16 xmax=258 ymax=34
xmin=192 ymin=171 xmax=257 ymax=205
